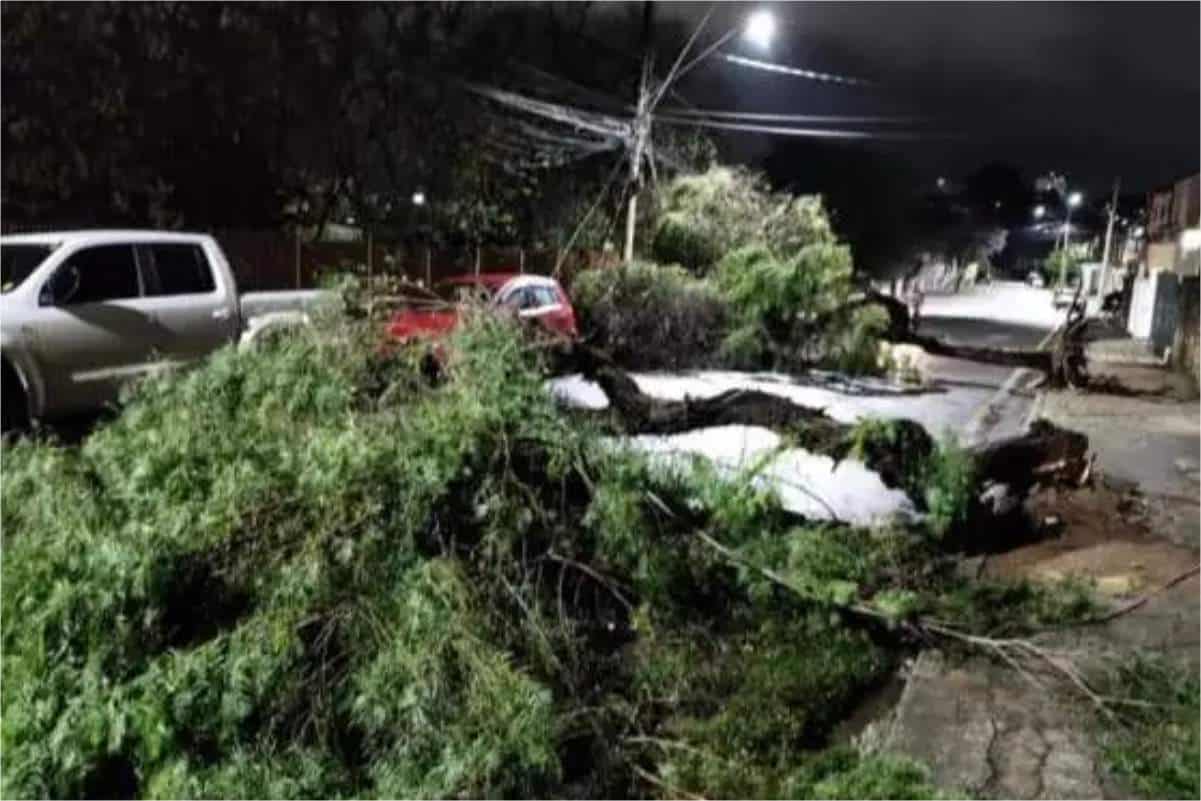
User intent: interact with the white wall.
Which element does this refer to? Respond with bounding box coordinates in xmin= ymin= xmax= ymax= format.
xmin=1127 ymin=270 xmax=1181 ymax=345
xmin=1128 ymin=272 xmax=1158 ymax=338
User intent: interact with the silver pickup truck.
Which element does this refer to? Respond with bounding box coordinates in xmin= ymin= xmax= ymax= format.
xmin=1 ymin=229 xmax=331 ymax=432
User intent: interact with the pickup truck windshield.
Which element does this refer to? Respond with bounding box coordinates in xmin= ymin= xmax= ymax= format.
xmin=1 ymin=244 xmax=56 ymax=293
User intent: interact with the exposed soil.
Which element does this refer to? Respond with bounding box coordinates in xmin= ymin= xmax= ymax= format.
xmin=982 ymin=481 xmax=1198 ymax=596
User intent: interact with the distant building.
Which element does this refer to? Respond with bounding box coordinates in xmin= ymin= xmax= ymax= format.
xmin=1126 ymin=173 xmax=1200 ymax=364
xmin=1144 ymin=173 xmax=1200 ymax=276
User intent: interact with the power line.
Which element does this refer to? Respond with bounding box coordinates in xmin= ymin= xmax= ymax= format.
xmin=655 ymin=115 xmax=924 ymax=141
xmin=652 ymin=108 xmax=918 ymax=125
xmin=719 ymin=53 xmax=873 ymax=87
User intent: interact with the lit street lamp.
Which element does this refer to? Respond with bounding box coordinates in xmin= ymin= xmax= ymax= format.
xmin=411 ymin=191 xmax=426 ymax=207
xmin=623 ymin=8 xmax=775 ymax=261
xmin=1058 ymin=190 xmax=1083 ymax=288
xmin=1033 ymin=204 xmax=1046 ymax=220
xmin=743 ymin=10 xmax=776 ymax=50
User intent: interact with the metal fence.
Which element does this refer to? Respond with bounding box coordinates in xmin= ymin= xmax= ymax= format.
xmin=215 ymin=231 xmax=619 ymax=292
xmin=0 ymin=223 xmax=620 ymax=290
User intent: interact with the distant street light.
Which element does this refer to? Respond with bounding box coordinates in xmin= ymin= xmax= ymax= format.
xmin=743 ymin=10 xmax=776 ymax=50
xmin=1033 ymin=205 xmax=1046 ymax=219
xmin=1059 ymin=190 xmax=1084 ymax=287
xmin=412 ymin=191 xmax=426 ymax=206
xmin=936 ymin=177 xmax=947 ymax=190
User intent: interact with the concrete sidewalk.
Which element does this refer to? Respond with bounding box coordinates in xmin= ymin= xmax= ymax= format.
xmin=1035 ymin=359 xmax=1199 ymax=539
xmin=866 ymin=346 xmax=1199 ymax=799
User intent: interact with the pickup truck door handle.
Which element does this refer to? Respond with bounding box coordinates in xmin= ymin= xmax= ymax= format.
xmin=211 ymin=309 xmax=232 ymax=321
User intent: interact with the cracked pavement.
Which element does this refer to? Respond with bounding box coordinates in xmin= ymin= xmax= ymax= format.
xmin=868 ymin=651 xmax=1117 ymax=799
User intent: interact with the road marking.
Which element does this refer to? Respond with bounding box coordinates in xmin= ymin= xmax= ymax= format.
xmin=961 ymin=324 xmax=1061 ymax=446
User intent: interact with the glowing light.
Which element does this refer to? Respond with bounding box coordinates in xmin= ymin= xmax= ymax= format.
xmin=412 ymin=192 xmax=426 ymax=206
xmin=1068 ymin=191 xmax=1083 ymax=208
xmin=743 ymin=11 xmax=776 ymax=50
xmin=1033 ymin=205 xmax=1046 ymax=219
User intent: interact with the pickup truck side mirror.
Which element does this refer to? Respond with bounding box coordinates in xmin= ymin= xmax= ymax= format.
xmin=39 ymin=265 xmax=81 ymax=306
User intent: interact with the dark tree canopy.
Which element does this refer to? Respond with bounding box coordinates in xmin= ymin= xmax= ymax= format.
xmin=1 ymin=2 xmax=690 ymax=245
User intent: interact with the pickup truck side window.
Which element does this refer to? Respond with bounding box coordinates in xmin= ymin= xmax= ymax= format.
xmin=50 ymin=244 xmax=141 ymax=305
xmin=1 ymin=244 xmax=55 ymax=293
xmin=142 ymin=244 xmax=216 ymax=296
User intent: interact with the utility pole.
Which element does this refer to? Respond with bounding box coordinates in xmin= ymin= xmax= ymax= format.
xmin=623 ymin=1 xmax=655 ymax=264
xmin=1099 ymin=178 xmax=1121 ymax=295
xmin=624 ymin=67 xmax=651 ymax=263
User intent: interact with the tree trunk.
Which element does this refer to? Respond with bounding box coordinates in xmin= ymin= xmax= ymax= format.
xmin=557 ymin=344 xmax=1090 ymax=500
xmin=842 ymin=288 xmax=1088 ymax=388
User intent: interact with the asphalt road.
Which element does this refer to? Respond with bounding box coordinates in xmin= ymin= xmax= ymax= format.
xmin=916 ymin=281 xmax=1061 ymax=443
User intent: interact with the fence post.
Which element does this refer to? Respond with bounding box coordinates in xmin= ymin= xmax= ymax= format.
xmin=294 ymin=228 xmax=301 ymax=289
xmin=425 ymin=247 xmax=432 ymax=287
xmin=475 ymin=246 xmax=481 ymax=276
xmin=519 ymin=248 xmax=525 ymax=273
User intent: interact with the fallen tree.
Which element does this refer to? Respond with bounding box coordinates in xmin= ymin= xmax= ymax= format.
xmin=855 ymin=289 xmax=1089 ymax=389
xmin=555 ymin=342 xmax=1091 ymax=506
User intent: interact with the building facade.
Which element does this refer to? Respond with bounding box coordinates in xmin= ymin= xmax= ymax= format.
xmin=1144 ymin=173 xmax=1200 ymax=275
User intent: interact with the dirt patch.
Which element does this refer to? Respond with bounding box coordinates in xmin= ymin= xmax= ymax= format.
xmin=982 ymin=482 xmax=1197 ymax=597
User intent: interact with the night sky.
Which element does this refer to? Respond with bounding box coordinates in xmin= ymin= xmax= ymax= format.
xmin=660 ymin=2 xmax=1199 ymax=195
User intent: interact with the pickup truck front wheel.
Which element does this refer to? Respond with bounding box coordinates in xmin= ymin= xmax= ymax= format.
xmin=2 ymin=362 xmax=31 ymax=436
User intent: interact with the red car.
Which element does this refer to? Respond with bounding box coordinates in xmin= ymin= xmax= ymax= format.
xmin=386 ymin=273 xmax=578 ymax=344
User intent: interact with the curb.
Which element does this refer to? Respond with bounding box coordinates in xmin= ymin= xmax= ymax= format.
xmin=961 ymin=323 xmax=1062 ymax=445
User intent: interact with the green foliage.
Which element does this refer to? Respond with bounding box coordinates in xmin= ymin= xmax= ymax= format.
xmin=922 ymin=435 xmax=977 ymax=539
xmin=5 ymin=293 xmax=1023 ymax=799
xmin=827 ymin=305 xmax=890 ymax=376
xmin=1042 ymin=250 xmax=1082 ymax=287
xmin=579 ymin=167 xmax=868 ymax=372
xmin=713 ymin=243 xmax=855 ymax=368
xmin=651 ymin=167 xmax=834 ymax=274
xmin=570 ymin=261 xmax=731 ymax=370
xmin=1095 ymin=656 xmax=1200 ymax=800
xmin=351 ymin=560 xmax=558 ymax=798
xmin=1 ymin=312 xmax=573 ymax=798
xmin=799 ymin=748 xmax=957 ymax=800
xmin=628 ymin=613 xmax=899 ymax=798
xmin=933 ymin=576 xmax=1098 ymax=635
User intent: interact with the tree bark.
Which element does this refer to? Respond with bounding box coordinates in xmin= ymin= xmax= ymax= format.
xmin=843 ymin=288 xmax=1088 ymax=387
xmin=556 ymin=343 xmax=1090 ymax=500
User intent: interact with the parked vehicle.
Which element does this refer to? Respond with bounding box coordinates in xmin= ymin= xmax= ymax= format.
xmin=386 ymin=273 xmax=578 ymax=344
xmin=1 ymin=230 xmax=330 ymax=432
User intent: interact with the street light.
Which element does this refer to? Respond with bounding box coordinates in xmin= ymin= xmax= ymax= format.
xmin=1058 ymin=190 xmax=1083 ymax=288
xmin=412 ymin=191 xmax=426 ymax=207
xmin=1033 ymin=204 xmax=1046 ymax=219
xmin=624 ymin=8 xmax=775 ymax=261
xmin=743 ymin=10 xmax=776 ymax=50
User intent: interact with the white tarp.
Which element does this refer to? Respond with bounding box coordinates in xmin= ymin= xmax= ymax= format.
xmin=620 ymin=425 xmax=917 ymax=525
